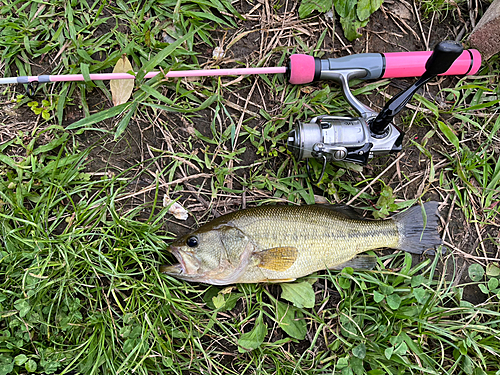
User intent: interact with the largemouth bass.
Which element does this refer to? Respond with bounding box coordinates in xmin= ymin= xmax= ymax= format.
xmin=160 ymin=202 xmax=442 ymax=285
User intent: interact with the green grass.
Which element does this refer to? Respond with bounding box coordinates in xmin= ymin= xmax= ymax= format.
xmin=1 ymin=0 xmax=500 ymax=374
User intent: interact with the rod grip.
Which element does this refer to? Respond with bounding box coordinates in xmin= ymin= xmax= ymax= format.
xmin=382 ymin=49 xmax=481 ymax=78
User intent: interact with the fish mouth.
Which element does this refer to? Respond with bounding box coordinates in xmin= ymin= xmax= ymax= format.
xmin=159 ymin=263 xmax=184 ymax=275
xmin=160 ymin=247 xmax=186 ymax=275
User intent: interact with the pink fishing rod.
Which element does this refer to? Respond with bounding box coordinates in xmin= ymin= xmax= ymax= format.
xmin=0 ymin=48 xmax=480 ymax=88
xmin=0 ymin=67 xmax=286 ymax=85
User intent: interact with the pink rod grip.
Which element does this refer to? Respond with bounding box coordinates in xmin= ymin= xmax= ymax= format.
xmin=383 ymin=50 xmax=481 ymax=78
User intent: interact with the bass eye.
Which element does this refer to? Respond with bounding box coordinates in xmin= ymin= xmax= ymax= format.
xmin=186 ymin=236 xmax=199 ymax=248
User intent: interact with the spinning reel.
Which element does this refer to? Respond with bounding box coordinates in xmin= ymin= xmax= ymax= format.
xmin=286 ymin=41 xmax=479 ymax=182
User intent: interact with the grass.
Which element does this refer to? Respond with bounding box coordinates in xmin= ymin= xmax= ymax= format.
xmin=1 ymin=0 xmax=500 ymax=374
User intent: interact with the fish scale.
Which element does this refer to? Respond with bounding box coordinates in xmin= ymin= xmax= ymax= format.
xmin=227 ymin=206 xmax=400 ymax=282
xmin=161 ymin=203 xmax=442 ymax=284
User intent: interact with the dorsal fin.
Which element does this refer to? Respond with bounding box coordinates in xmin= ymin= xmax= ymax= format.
xmin=316 ymin=204 xmax=366 ymax=220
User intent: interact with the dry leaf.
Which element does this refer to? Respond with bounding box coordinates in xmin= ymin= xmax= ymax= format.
xmin=163 ymin=195 xmax=189 ymax=220
xmin=110 ymin=55 xmax=134 ymax=106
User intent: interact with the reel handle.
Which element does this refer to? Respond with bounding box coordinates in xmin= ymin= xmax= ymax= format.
xmin=369 ymin=41 xmax=464 ymax=136
xmin=424 ymin=41 xmax=467 ymax=75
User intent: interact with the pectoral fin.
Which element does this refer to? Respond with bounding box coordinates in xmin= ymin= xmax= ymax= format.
xmin=255 ymin=247 xmax=298 ymax=272
xmin=330 ymin=255 xmax=377 ymax=270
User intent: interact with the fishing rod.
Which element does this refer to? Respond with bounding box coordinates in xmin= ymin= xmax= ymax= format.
xmin=1 ymin=41 xmax=481 ymax=180
xmin=0 ymin=67 xmax=287 ymax=86
xmin=0 ymin=67 xmax=289 ymax=97
xmin=1 ymin=45 xmax=479 ymax=89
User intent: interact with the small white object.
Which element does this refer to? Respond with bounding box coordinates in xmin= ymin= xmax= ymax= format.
xmin=325 ymin=11 xmax=334 ymax=21
xmin=212 ymin=47 xmax=225 ymax=60
xmin=162 ymin=32 xmax=177 ymax=44
xmin=163 ymin=196 xmax=189 ymax=220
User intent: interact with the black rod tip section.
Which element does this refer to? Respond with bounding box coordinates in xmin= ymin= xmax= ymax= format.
xmin=425 ymin=40 xmax=464 ymax=76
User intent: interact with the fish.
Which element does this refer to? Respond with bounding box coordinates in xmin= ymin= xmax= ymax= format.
xmin=160 ymin=202 xmax=442 ymax=285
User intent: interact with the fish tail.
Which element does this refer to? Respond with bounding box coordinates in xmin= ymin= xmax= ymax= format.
xmin=394 ymin=202 xmax=442 ymax=255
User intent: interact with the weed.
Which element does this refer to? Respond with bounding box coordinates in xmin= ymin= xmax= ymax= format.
xmin=26 ymin=99 xmax=55 ymax=120
xmin=418 ymin=0 xmax=465 ymax=19
xmin=298 ymin=0 xmax=383 ymax=41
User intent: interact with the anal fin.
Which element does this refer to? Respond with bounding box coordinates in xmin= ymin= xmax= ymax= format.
xmin=255 ymin=247 xmax=298 ymax=272
xmin=329 ymin=255 xmax=377 ymax=270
